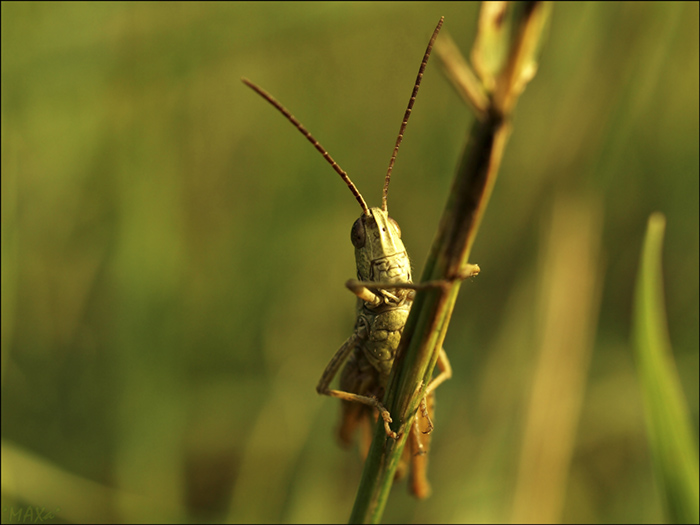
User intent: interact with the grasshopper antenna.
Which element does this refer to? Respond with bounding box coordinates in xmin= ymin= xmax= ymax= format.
xmin=242 ymin=78 xmax=370 ymax=216
xmin=381 ymin=16 xmax=444 ymax=213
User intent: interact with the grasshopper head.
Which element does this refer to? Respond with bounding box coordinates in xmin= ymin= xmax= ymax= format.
xmin=351 ymin=207 xmax=411 ymax=284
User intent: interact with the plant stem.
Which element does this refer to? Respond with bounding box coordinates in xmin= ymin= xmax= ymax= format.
xmin=349 ymin=3 xmax=551 ymax=523
xmin=350 ymin=108 xmax=509 ymax=525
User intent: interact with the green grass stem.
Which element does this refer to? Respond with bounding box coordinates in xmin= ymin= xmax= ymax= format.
xmin=633 ymin=213 xmax=700 ymax=524
xmin=349 ymin=3 xmax=551 ymax=522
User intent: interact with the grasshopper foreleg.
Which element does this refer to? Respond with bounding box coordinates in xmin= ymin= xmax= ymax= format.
xmin=346 ymin=263 xmax=480 ymax=298
xmin=316 ymin=329 xmax=399 ymax=440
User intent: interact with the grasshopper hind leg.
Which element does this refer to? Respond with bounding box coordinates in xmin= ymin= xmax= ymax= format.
xmin=337 ymin=350 xmax=379 ymax=453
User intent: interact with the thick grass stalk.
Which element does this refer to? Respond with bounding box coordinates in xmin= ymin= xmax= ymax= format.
xmin=349 ymin=3 xmax=551 ymax=523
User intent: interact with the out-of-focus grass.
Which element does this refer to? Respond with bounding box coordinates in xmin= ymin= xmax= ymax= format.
xmin=633 ymin=214 xmax=699 ymax=524
xmin=1 ymin=2 xmax=698 ymax=523
xmin=511 ymin=194 xmax=604 ymax=524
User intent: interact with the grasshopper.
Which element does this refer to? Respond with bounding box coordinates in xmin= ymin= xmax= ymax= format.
xmin=242 ymin=17 xmax=479 ymax=498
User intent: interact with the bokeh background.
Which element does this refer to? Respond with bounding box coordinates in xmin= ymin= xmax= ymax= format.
xmin=1 ymin=2 xmax=697 ymax=523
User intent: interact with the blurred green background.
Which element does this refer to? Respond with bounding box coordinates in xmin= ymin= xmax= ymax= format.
xmin=1 ymin=2 xmax=697 ymax=523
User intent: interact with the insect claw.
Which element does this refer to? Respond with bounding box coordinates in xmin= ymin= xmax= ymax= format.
xmin=370 ymin=396 xmax=398 ymax=440
xmin=450 ymin=263 xmax=481 ymax=281
xmin=380 ymin=411 xmax=398 ymax=440
xmin=380 ymin=289 xmax=401 ymax=302
xmin=420 ymin=396 xmax=434 ymax=434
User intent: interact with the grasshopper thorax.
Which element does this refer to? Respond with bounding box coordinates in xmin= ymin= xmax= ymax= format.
xmin=351 ymin=207 xmax=411 ymax=285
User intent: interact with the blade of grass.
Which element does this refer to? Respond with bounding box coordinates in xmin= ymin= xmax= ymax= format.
xmin=1 ymin=440 xmax=181 ymax=522
xmin=632 ymin=213 xmax=699 ymax=524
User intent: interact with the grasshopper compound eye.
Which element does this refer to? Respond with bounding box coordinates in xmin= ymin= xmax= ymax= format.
xmin=351 ymin=217 xmax=366 ymax=249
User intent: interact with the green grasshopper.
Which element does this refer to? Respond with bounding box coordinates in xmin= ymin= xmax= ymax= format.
xmin=242 ymin=17 xmax=478 ymax=498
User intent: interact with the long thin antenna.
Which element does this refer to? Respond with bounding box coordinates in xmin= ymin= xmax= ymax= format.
xmin=381 ymin=17 xmax=444 ymax=213
xmin=242 ymin=78 xmax=370 ymax=216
